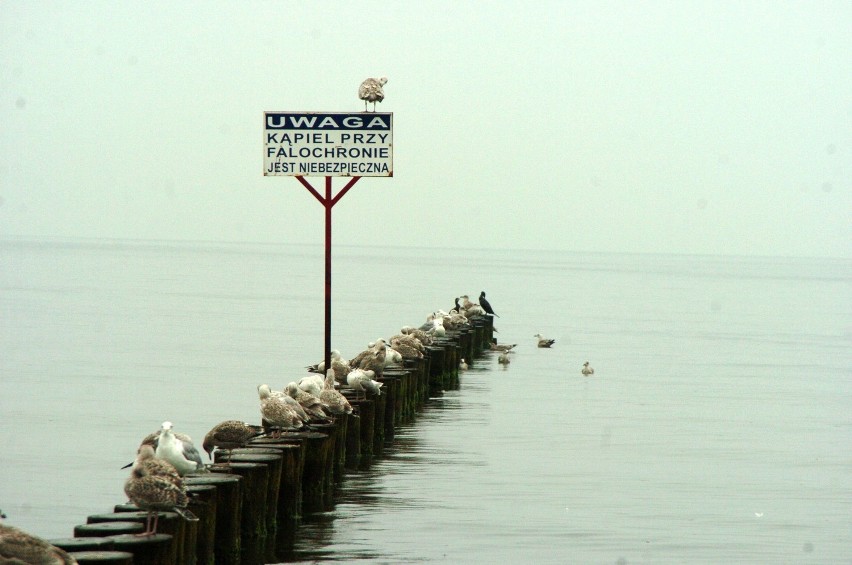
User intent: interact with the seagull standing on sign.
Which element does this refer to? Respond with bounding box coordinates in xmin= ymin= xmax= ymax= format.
xmin=359 ymin=77 xmax=387 ymax=112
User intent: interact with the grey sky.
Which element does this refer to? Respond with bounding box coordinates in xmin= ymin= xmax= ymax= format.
xmin=1 ymin=1 xmax=849 ymax=257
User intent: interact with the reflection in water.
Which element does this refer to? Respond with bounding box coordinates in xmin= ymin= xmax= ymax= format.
xmin=284 ymin=381 xmax=492 ymax=563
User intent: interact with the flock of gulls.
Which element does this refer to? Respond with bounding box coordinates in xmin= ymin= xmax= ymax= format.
xmin=0 ymin=290 xmax=596 ymax=563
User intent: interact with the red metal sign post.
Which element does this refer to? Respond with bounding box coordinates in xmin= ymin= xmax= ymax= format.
xmin=295 ymin=175 xmax=361 ymax=376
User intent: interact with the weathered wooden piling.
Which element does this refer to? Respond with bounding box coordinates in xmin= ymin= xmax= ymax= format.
xmin=353 ymin=397 xmax=375 ymax=468
xmin=49 ymin=537 xmax=115 ymax=553
xmin=67 ymin=551 xmax=134 ymax=565
xmin=217 ymin=450 xmax=284 ymax=563
xmin=279 ymin=431 xmax=333 ymax=514
xmin=107 ymin=533 xmax=176 ymax=565
xmin=426 ymin=345 xmax=446 ymax=392
xmin=184 ymin=472 xmax=242 ymax=565
xmin=247 ymin=439 xmax=305 ymax=553
xmin=344 ymin=412 xmax=361 ymax=470
xmin=378 ymin=375 xmax=397 ymax=443
xmin=211 ymin=462 xmax=269 ymax=565
xmin=111 ymin=504 xmax=196 ymax=565
xmin=372 ymin=379 xmax=387 ymax=455
xmin=186 ymin=483 xmax=217 ymax=565
xmin=72 ymin=521 xmax=144 ymax=538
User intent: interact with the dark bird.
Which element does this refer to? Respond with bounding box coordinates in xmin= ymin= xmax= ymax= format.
xmin=359 ymin=77 xmax=387 ymax=112
xmin=479 ymin=291 xmax=499 ymax=317
xmin=0 ymin=522 xmax=78 ymax=564
xmin=202 ymin=420 xmax=265 ymax=462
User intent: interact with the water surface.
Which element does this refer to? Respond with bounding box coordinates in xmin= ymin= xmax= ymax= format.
xmin=1 ymin=239 xmax=849 ymax=563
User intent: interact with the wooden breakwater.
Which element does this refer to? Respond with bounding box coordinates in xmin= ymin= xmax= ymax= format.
xmin=49 ymin=317 xmax=493 ymax=565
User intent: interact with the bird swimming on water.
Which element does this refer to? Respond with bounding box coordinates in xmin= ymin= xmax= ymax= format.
xmin=479 ymin=291 xmax=499 ymax=317
xmin=534 ymin=333 xmax=556 ymax=348
xmin=489 ymin=338 xmax=517 ymax=352
xmin=581 ymin=361 xmax=595 ymax=376
xmin=359 ymin=77 xmax=387 ymax=112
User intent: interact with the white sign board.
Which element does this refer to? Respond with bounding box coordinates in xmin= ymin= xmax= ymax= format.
xmin=264 ymin=112 xmax=393 ymax=177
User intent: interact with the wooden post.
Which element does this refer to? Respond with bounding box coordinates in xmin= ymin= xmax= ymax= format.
xmin=72 ymin=522 xmax=144 ymax=538
xmin=220 ymin=450 xmax=284 ymax=563
xmin=344 ymin=412 xmax=361 ymax=470
xmin=66 ymin=551 xmax=134 ymax=565
xmin=186 ymin=484 xmax=217 ymax=565
xmin=88 ymin=511 xmax=184 ymax=564
xmin=213 ymin=462 xmax=268 ymax=565
xmin=48 ymin=537 xmax=115 ymax=553
xmin=185 ymin=473 xmax=242 ymax=565
xmin=247 ymin=439 xmax=305 ymax=555
xmin=427 ymin=345 xmax=446 ymax=393
xmin=107 ymin=533 xmax=176 ymax=565
xmin=372 ymin=384 xmax=386 ymax=456
xmin=378 ymin=376 xmax=396 ymax=443
xmin=280 ymin=431 xmax=333 ymax=514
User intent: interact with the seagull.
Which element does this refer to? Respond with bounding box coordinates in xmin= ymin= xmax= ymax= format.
xmin=384 ymin=347 xmax=403 ymax=367
xmin=307 ymin=349 xmax=350 ymax=383
xmin=460 ymin=295 xmax=486 ymax=318
xmin=346 ymin=368 xmax=383 ymax=399
xmin=136 ymin=428 xmax=194 ymax=452
xmin=297 ymin=373 xmax=325 ymax=397
xmin=581 ymin=361 xmax=595 ymax=376
xmin=479 ymin=291 xmax=499 ymax=317
xmin=0 ymin=522 xmax=78 ymax=564
xmin=258 ymin=384 xmax=305 ymax=436
xmin=359 ymin=76 xmax=387 ymax=112
xmin=130 ymin=444 xmax=182 ymax=487
xmin=351 ymin=339 xmax=388 ymax=379
xmin=121 ymin=426 xmax=196 ymax=470
xmin=489 ymin=338 xmax=517 ymax=352
xmin=124 ymin=448 xmax=194 ymax=536
xmin=390 ymin=337 xmax=424 ymax=360
xmin=534 ymin=333 xmax=556 ymax=348
xmin=202 ymin=420 xmax=265 ymax=462
xmin=429 ymin=318 xmax=446 ymax=337
xmin=320 ymin=370 xmax=354 ymax=415
xmin=286 ymin=382 xmax=332 ymax=421
xmin=498 ymin=350 xmax=511 ymax=365
xmin=155 ymin=421 xmax=207 ymax=476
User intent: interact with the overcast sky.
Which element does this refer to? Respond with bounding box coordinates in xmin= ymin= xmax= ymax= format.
xmin=1 ymin=1 xmax=849 ymax=258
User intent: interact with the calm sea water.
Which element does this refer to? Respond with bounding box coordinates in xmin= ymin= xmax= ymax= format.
xmin=1 ymin=238 xmax=850 ymax=564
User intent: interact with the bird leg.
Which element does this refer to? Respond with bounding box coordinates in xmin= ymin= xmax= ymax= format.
xmin=136 ymin=511 xmax=154 ymax=537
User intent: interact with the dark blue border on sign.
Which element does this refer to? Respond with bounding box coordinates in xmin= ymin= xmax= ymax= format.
xmin=265 ymin=112 xmax=392 ymax=130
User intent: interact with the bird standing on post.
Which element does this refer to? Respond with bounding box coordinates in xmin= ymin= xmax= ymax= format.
xmin=479 ymin=291 xmax=499 ymax=317
xmin=359 ymin=77 xmax=387 ymax=112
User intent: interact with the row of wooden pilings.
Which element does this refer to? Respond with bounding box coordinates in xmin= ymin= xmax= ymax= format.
xmin=49 ymin=317 xmax=494 ymax=564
